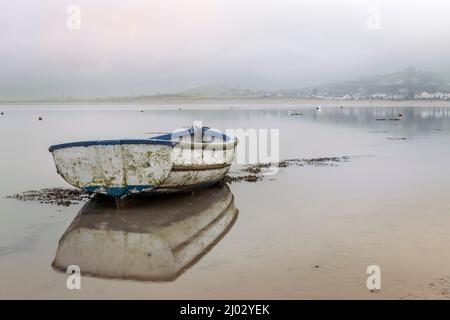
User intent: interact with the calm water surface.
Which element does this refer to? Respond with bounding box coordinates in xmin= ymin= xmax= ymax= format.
xmin=1 ymin=105 xmax=450 ymax=299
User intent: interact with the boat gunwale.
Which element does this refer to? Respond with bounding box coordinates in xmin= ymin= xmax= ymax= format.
xmin=49 ymin=138 xmax=238 ymax=152
xmin=49 ymin=128 xmax=238 ymax=152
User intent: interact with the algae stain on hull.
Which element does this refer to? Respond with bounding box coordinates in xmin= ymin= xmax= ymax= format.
xmin=51 ymin=141 xmax=236 ymax=196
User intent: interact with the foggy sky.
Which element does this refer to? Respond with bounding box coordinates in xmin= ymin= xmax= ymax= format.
xmin=1 ymin=0 xmax=450 ymax=100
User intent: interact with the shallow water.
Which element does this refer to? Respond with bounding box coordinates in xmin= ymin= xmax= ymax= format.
xmin=1 ymin=105 xmax=450 ymax=299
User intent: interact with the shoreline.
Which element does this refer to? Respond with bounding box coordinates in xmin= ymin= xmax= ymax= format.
xmin=2 ymin=98 xmax=450 ymax=107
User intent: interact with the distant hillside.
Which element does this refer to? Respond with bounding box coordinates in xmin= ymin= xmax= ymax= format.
xmin=164 ymin=68 xmax=450 ymax=100
xmin=2 ymin=67 xmax=450 ymax=103
xmin=281 ymin=67 xmax=450 ymax=100
xmin=176 ymin=86 xmax=258 ymax=98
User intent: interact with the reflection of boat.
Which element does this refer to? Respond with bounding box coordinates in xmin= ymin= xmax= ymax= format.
xmin=52 ymin=183 xmax=238 ymax=281
xmin=48 ymin=127 xmax=238 ymax=197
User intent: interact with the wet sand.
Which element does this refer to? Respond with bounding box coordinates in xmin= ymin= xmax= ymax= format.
xmin=2 ymin=105 xmax=450 ymax=299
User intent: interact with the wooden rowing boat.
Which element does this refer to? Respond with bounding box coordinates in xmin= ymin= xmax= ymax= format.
xmin=49 ymin=126 xmax=238 ymax=197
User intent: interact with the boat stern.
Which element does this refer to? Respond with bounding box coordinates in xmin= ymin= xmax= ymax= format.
xmin=49 ymin=141 xmax=173 ymax=197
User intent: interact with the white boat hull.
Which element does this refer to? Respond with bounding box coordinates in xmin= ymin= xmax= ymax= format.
xmin=49 ymin=128 xmax=237 ymax=196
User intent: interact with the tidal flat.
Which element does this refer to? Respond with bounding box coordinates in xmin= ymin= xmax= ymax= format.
xmin=1 ymin=105 xmax=450 ymax=299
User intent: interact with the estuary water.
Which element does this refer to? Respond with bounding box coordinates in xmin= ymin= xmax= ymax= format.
xmin=1 ymin=104 xmax=450 ymax=299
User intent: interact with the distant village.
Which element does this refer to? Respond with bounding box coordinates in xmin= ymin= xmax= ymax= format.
xmin=268 ymin=91 xmax=450 ymax=101
xmin=240 ymin=91 xmax=450 ymax=101
xmin=174 ymin=67 xmax=450 ymax=101
xmin=246 ymin=67 xmax=450 ymax=101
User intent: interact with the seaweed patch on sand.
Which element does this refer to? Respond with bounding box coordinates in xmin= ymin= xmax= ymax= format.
xmin=279 ymin=156 xmax=350 ymax=168
xmin=6 ymin=188 xmax=91 ymax=206
xmin=224 ymin=156 xmax=351 ymax=183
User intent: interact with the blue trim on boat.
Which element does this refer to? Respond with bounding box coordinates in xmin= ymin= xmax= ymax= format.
xmin=49 ymin=127 xmax=235 ymax=152
xmin=49 ymin=139 xmax=175 ymax=152
xmin=83 ymin=185 xmax=154 ymax=197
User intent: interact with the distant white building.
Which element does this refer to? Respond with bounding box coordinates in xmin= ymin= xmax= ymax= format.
xmin=415 ymin=92 xmax=433 ymax=99
xmin=413 ymin=92 xmax=450 ymax=100
xmin=432 ymin=92 xmax=448 ymax=99
xmin=371 ymin=93 xmax=388 ymax=99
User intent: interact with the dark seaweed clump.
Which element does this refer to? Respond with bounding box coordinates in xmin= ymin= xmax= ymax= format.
xmin=6 ymin=188 xmax=90 ymax=206
xmin=279 ymin=156 xmax=350 ymax=168
xmin=224 ymin=156 xmax=350 ymax=183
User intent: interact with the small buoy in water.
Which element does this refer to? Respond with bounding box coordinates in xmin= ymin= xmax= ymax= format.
xmin=38 ymin=117 xmax=43 ymax=121
xmin=139 ymin=108 xmax=144 ymax=113
xmin=398 ymin=113 xmax=403 ymax=117
xmin=0 ymin=112 xmax=4 ymax=115
xmin=340 ymin=106 xmax=344 ymax=109
xmin=316 ymin=106 xmax=322 ymax=110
